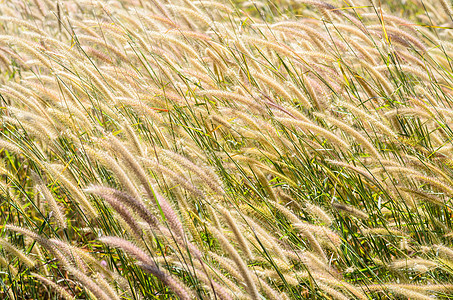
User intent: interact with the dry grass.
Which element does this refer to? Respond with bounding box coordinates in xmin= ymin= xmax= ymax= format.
xmin=0 ymin=0 xmax=453 ymax=299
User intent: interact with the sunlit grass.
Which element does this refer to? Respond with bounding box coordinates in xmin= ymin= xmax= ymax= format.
xmin=0 ymin=0 xmax=453 ymax=299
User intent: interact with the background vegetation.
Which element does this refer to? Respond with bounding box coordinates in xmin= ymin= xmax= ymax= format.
xmin=0 ymin=0 xmax=453 ymax=299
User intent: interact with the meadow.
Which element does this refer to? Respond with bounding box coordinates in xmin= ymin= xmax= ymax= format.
xmin=1 ymin=0 xmax=453 ymax=299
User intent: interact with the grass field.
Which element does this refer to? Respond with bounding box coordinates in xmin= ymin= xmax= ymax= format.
xmin=1 ymin=0 xmax=453 ymax=299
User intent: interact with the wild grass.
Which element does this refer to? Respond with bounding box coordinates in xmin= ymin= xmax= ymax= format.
xmin=0 ymin=0 xmax=453 ymax=299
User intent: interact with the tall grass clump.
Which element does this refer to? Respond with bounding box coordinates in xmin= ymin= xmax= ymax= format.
xmin=1 ymin=0 xmax=453 ymax=299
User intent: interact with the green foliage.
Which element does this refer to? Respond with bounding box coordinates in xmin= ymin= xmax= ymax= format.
xmin=0 ymin=0 xmax=453 ymax=299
